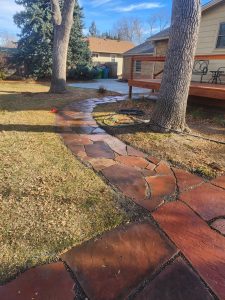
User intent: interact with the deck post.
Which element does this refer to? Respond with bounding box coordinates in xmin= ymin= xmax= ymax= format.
xmin=129 ymin=57 xmax=134 ymax=99
xmin=129 ymin=85 xmax=133 ymax=99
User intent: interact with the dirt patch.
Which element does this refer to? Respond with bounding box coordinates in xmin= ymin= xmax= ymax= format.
xmin=94 ymin=99 xmax=225 ymax=179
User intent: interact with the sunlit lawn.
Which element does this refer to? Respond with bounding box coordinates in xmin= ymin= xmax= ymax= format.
xmin=0 ymin=81 xmax=133 ymax=283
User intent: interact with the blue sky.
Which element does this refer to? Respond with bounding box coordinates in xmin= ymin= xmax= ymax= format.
xmin=0 ymin=0 xmax=210 ymax=41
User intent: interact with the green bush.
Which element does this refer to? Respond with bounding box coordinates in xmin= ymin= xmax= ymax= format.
xmin=68 ymin=65 xmax=99 ymax=80
xmin=0 ymin=70 xmax=6 ymax=80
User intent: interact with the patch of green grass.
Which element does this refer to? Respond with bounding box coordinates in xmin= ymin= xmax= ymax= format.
xmin=193 ymin=166 xmax=216 ymax=179
xmin=0 ymin=81 xmax=129 ymax=284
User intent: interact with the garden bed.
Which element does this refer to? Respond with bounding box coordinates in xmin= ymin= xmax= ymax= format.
xmin=93 ymin=98 xmax=225 ymax=178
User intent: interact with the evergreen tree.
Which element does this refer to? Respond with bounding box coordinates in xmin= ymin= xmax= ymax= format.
xmin=68 ymin=3 xmax=91 ymax=68
xmin=14 ymin=0 xmax=53 ymax=78
xmin=89 ymin=21 xmax=98 ymax=37
xmin=13 ymin=0 xmax=91 ymax=78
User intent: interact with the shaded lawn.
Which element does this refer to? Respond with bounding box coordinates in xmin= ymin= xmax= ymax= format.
xmin=93 ymin=98 xmax=225 ymax=179
xmin=0 ymin=81 xmax=136 ymax=284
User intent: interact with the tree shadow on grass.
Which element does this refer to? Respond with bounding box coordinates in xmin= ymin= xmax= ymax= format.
xmin=0 ymin=87 xmax=102 ymax=112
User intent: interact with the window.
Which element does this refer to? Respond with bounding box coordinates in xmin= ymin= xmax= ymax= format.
xmin=135 ymin=61 xmax=142 ymax=73
xmin=216 ymin=23 xmax=225 ymax=48
xmin=92 ymin=53 xmax=99 ymax=58
xmin=111 ymin=55 xmax=116 ymax=62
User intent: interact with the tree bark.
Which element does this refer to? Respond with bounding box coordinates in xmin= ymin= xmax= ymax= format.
xmin=50 ymin=0 xmax=75 ymax=93
xmin=150 ymin=0 xmax=201 ymax=132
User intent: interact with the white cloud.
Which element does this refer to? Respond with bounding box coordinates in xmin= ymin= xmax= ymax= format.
xmin=114 ymin=2 xmax=163 ymax=12
xmin=91 ymin=0 xmax=112 ymax=7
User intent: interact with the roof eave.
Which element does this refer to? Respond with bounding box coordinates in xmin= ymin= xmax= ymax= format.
xmin=123 ymin=52 xmax=154 ymax=56
xmin=151 ymin=36 xmax=169 ymax=42
xmin=202 ymin=0 xmax=224 ymax=12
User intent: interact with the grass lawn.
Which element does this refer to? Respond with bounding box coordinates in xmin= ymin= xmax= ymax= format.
xmin=0 ymin=81 xmax=137 ymax=284
xmin=94 ymin=98 xmax=225 ymax=179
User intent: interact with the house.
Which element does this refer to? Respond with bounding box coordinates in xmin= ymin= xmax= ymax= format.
xmin=87 ymin=37 xmax=134 ymax=77
xmin=122 ymin=40 xmax=154 ymax=80
xmin=123 ymin=0 xmax=225 ymax=82
xmin=0 ymin=47 xmax=17 ymax=77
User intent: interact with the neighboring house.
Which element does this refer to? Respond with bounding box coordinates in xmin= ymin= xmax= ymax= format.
xmin=0 ymin=47 xmax=17 ymax=60
xmin=122 ymin=41 xmax=154 ymax=80
xmin=123 ymin=0 xmax=225 ymax=82
xmin=87 ymin=37 xmax=134 ymax=77
xmin=0 ymin=47 xmax=17 ymax=76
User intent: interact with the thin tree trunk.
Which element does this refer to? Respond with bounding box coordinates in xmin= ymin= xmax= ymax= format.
xmin=150 ymin=0 xmax=201 ymax=132
xmin=50 ymin=0 xmax=75 ymax=93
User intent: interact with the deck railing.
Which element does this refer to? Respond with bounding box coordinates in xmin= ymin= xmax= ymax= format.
xmin=130 ymin=54 xmax=225 ymax=80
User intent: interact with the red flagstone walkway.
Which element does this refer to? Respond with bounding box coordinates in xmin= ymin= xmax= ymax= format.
xmin=0 ymin=96 xmax=224 ymax=299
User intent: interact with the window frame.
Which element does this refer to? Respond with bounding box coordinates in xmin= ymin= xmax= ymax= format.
xmin=111 ymin=54 xmax=116 ymax=62
xmin=92 ymin=52 xmax=99 ymax=58
xmin=216 ymin=22 xmax=225 ymax=49
xmin=135 ymin=60 xmax=142 ymax=73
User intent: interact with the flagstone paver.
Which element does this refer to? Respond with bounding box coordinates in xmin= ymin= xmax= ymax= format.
xmin=115 ymin=155 xmax=149 ymax=169
xmin=85 ymin=141 xmax=115 ymax=159
xmin=179 ymin=183 xmax=225 ymax=221
xmin=61 ymin=221 xmax=177 ymax=300
xmin=102 ymin=164 xmax=149 ymax=203
xmin=86 ymin=157 xmax=117 ymax=171
xmin=172 ymin=168 xmax=204 ymax=192
xmin=155 ymin=161 xmax=173 ymax=176
xmin=146 ymin=174 xmax=176 ymax=201
xmin=0 ymin=262 xmax=75 ymax=300
xmin=127 ymin=145 xmax=148 ymax=158
xmin=211 ymin=219 xmax=225 ymax=235
xmin=153 ymin=201 xmax=225 ymax=300
xmin=211 ymin=175 xmax=225 ymax=189
xmin=2 ymin=96 xmax=225 ymax=299
xmin=134 ymin=257 xmax=214 ymax=300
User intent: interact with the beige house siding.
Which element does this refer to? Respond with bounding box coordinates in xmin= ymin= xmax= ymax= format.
xmin=122 ymin=56 xmax=154 ymax=80
xmin=152 ymin=2 xmax=225 ymax=82
xmin=124 ymin=2 xmax=225 ymax=82
xmin=153 ymin=40 xmax=168 ymax=78
xmin=194 ymin=2 xmax=225 ymax=81
xmin=92 ymin=53 xmax=123 ymax=76
xmin=122 ymin=56 xmax=132 ymax=80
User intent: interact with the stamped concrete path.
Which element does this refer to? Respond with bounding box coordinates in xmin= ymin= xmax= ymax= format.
xmin=1 ymin=96 xmax=225 ymax=299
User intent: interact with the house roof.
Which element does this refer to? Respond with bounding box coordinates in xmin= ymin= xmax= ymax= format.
xmin=0 ymin=47 xmax=17 ymax=55
xmin=87 ymin=37 xmax=134 ymax=54
xmin=123 ymin=40 xmax=154 ymax=56
xmin=202 ymin=0 xmax=225 ymax=12
xmin=149 ymin=28 xmax=170 ymax=42
xmin=149 ymin=0 xmax=225 ymax=42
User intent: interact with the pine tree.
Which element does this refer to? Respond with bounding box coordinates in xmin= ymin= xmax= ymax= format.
xmin=14 ymin=0 xmax=53 ymax=78
xmin=89 ymin=21 xmax=98 ymax=37
xmin=14 ymin=0 xmax=91 ymax=79
xmin=68 ymin=3 xmax=91 ymax=68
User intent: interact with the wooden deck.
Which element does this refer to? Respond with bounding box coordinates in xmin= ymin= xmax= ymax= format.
xmin=128 ymin=79 xmax=225 ymax=101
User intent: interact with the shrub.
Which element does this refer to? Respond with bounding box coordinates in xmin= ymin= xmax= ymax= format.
xmin=68 ymin=65 xmax=99 ymax=80
xmin=98 ymin=85 xmax=107 ymax=94
xmin=0 ymin=70 xmax=6 ymax=80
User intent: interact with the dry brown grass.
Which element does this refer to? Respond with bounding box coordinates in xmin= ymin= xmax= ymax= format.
xmin=0 ymin=81 xmax=132 ymax=284
xmin=94 ymin=99 xmax=225 ymax=179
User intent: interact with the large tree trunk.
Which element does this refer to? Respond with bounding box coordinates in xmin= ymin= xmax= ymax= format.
xmin=50 ymin=0 xmax=75 ymax=93
xmin=150 ymin=0 xmax=201 ymax=132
